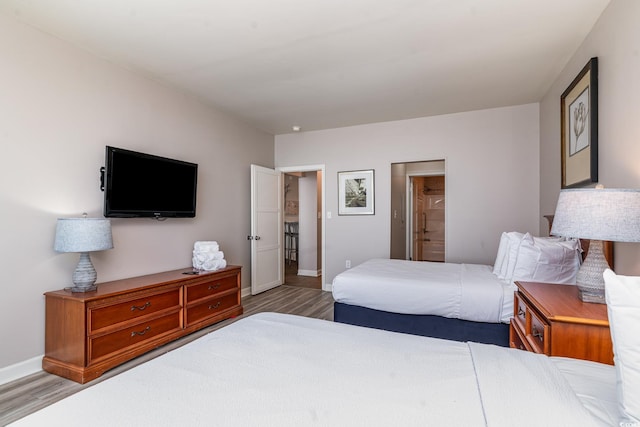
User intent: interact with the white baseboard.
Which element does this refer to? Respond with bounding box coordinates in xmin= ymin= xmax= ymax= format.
xmin=0 ymin=355 xmax=42 ymax=386
xmin=297 ymin=269 xmax=321 ymax=277
xmin=241 ymin=286 xmax=252 ymax=298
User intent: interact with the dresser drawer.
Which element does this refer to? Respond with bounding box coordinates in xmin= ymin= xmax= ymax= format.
xmin=185 ymin=275 xmax=238 ymax=304
xmin=89 ymin=289 xmax=181 ymax=333
xmin=186 ymin=292 xmax=238 ymax=327
xmin=88 ymin=311 xmax=182 ymax=363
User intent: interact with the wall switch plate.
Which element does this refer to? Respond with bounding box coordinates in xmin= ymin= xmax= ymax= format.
xmin=346 ymin=260 xmax=351 ymax=268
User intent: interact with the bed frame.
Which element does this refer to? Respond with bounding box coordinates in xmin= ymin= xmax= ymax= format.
xmin=333 ymin=302 xmax=510 ymax=346
xmin=334 ymin=233 xmax=613 ymax=347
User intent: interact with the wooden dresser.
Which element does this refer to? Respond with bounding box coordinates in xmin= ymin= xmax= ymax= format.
xmin=43 ymin=266 xmax=242 ymax=383
xmin=510 ymin=281 xmax=613 ymax=365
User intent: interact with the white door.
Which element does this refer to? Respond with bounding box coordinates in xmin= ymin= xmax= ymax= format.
xmin=250 ymin=165 xmax=283 ymax=295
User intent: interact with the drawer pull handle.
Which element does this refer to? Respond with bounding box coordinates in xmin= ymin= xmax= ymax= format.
xmin=208 ymin=302 xmax=221 ymax=310
xmin=532 ymin=326 xmax=543 ymax=342
xmin=131 ymin=326 xmax=151 ymax=337
xmin=131 ymin=301 xmax=151 ymax=311
xmin=518 ymin=307 xmax=525 ymax=317
xmin=208 ymin=284 xmax=221 ymax=291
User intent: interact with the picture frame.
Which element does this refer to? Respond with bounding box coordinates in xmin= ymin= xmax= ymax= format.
xmin=561 ymin=57 xmax=598 ymax=189
xmin=338 ymin=169 xmax=375 ymax=215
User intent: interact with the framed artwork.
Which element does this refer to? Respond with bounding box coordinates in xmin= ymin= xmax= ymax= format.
xmin=561 ymin=57 xmax=598 ymax=188
xmin=338 ymin=169 xmax=375 ymax=215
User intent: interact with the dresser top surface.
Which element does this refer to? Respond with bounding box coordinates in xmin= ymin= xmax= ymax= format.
xmin=45 ymin=265 xmax=241 ymax=301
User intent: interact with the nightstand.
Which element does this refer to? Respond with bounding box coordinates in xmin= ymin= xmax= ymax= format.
xmin=510 ymin=281 xmax=613 ymax=364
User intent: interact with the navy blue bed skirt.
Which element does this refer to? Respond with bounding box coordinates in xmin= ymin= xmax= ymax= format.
xmin=334 ymin=302 xmax=509 ymax=347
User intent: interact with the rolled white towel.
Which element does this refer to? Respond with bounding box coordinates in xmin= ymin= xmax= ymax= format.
xmin=194 ymin=241 xmax=219 ymax=251
xmin=202 ymin=258 xmax=227 ymax=271
xmin=193 ymin=253 xmax=211 ymax=270
xmin=192 ymin=250 xmax=224 ymax=261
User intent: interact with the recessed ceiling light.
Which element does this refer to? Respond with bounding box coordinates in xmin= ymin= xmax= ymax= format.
xmin=292 ymin=126 xmax=301 ymax=132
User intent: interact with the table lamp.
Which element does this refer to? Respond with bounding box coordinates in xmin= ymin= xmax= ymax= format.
xmin=550 ymin=188 xmax=640 ymax=303
xmin=54 ymin=215 xmax=113 ymax=292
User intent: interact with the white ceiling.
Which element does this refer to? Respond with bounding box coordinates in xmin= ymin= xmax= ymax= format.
xmin=2 ymin=0 xmax=610 ymax=135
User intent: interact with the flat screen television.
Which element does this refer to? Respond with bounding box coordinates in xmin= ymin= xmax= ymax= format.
xmin=103 ymin=146 xmax=198 ymax=218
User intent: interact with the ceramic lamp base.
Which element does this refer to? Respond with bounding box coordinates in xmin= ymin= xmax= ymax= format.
xmin=71 ymin=252 xmax=98 ymax=292
xmin=575 ymin=240 xmax=609 ymax=304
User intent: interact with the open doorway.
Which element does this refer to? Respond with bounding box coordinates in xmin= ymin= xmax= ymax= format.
xmin=279 ymin=166 xmax=325 ymax=290
xmin=390 ymin=160 xmax=446 ymax=261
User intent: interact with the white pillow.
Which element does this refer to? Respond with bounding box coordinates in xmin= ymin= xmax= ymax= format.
xmin=511 ymin=234 xmax=581 ymax=284
xmin=492 ymin=232 xmax=509 ymax=276
xmin=502 ymin=231 xmax=526 ymax=283
xmin=603 ymin=269 xmax=640 ymax=426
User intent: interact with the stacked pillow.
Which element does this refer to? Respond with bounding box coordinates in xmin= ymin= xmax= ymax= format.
xmin=492 ymin=231 xmax=581 ymax=285
xmin=603 ymin=269 xmax=640 ymax=426
xmin=492 ymin=231 xmax=522 ymax=280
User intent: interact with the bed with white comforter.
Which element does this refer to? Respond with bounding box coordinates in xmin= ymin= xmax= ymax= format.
xmin=12 ymin=312 xmax=617 ymax=427
xmin=332 ymin=258 xmax=514 ymax=323
xmin=331 ymin=232 xmax=582 ymax=344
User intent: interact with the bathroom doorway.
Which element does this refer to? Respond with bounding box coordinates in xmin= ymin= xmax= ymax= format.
xmin=390 ymin=160 xmax=446 ymax=261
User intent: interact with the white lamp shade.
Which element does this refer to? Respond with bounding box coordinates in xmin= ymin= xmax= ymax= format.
xmin=551 ymin=188 xmax=640 ymax=242
xmin=54 ymin=218 xmax=113 ymax=253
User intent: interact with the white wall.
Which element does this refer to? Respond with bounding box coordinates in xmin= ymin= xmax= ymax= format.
xmin=276 ymin=104 xmax=540 ymax=286
xmin=540 ymin=0 xmax=640 ymax=275
xmin=0 ymin=16 xmax=273 ymax=374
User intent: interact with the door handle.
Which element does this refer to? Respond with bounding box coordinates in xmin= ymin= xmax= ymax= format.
xmin=255 ymin=236 xmax=261 ymax=240
xmin=247 ymin=235 xmax=261 ymax=240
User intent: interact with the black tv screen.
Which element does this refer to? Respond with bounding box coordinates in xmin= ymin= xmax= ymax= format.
xmin=103 ymin=146 xmax=198 ymax=218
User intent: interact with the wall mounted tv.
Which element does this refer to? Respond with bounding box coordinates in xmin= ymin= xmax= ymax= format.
xmin=102 ymin=146 xmax=198 ymax=218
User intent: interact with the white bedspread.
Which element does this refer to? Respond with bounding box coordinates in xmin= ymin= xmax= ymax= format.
xmin=332 ymin=258 xmax=515 ymax=323
xmin=13 ymin=313 xmax=612 ymax=427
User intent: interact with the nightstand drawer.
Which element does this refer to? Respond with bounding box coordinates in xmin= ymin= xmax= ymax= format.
xmin=88 ymin=310 xmax=182 ymax=363
xmin=89 ymin=289 xmax=181 ymax=333
xmin=527 ymin=309 xmax=549 ymax=354
xmin=514 ymin=293 xmax=527 ymax=328
xmin=509 ymin=319 xmax=531 ymax=351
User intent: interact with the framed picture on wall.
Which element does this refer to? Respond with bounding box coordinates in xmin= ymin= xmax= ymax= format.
xmin=338 ymin=169 xmax=375 ymax=215
xmin=561 ymin=57 xmax=598 ymax=188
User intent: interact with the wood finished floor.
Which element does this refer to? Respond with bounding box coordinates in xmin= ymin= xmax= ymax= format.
xmin=0 ymin=285 xmax=334 ymax=426
xmin=285 ymin=261 xmax=322 ymax=289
